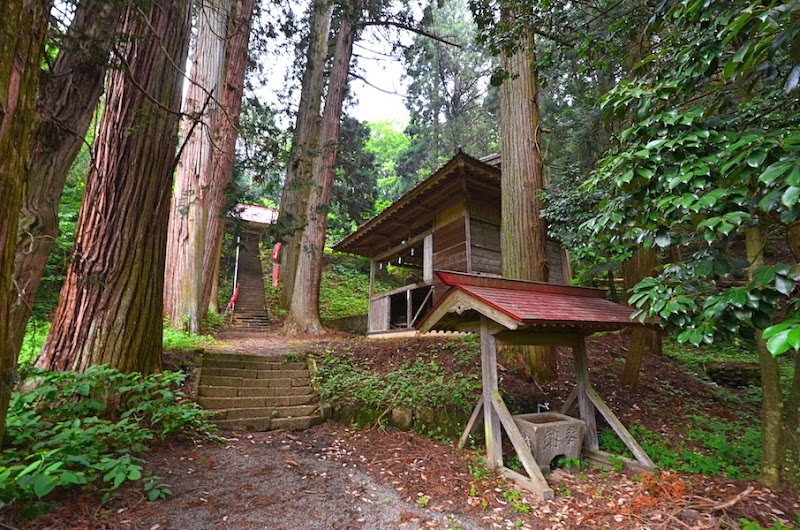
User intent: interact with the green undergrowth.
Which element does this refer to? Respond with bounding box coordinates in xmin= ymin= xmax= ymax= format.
xmin=313 ymin=348 xmax=480 ymax=413
xmin=19 ymin=321 xmax=216 ymax=370
xmin=162 ymin=325 xmax=216 ymax=352
xmin=663 ymin=337 xmax=794 ymax=407
xmin=599 ymin=418 xmax=761 ymax=478
xmin=1 ymin=366 xmax=219 ymax=512
xmin=320 ymin=254 xmax=395 ymax=320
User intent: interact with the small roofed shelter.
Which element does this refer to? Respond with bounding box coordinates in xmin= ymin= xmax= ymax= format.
xmin=333 ymin=151 xmax=571 ymax=336
xmin=418 ymin=271 xmax=656 ymax=499
xmin=230 ymin=203 xmax=278 ymax=236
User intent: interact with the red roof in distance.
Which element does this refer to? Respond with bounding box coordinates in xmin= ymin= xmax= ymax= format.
xmin=418 ymin=271 xmax=649 ymax=333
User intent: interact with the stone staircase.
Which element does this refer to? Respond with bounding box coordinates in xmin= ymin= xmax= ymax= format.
xmin=231 ymin=234 xmax=270 ymax=329
xmin=198 ymin=352 xmax=326 ymax=431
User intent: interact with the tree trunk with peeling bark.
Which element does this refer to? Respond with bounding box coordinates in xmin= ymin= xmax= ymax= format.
xmin=278 ymin=0 xmax=333 ymax=310
xmin=9 ymin=0 xmax=122 ymax=358
xmin=499 ymin=30 xmax=554 ymax=382
xmin=165 ymin=0 xmax=231 ymax=333
xmin=36 ymin=0 xmax=192 ymax=374
xmin=0 ymin=0 xmax=50 ymax=444
xmin=200 ymin=0 xmax=255 ymax=315
xmin=284 ymin=15 xmax=356 ymax=334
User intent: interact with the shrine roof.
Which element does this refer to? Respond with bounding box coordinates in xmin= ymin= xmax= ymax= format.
xmin=418 ymin=271 xmax=651 ymax=334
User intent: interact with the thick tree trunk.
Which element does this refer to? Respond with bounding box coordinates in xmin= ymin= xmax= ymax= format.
xmin=10 ymin=0 xmax=121 ymax=357
xmin=278 ymin=0 xmax=333 ymax=309
xmin=499 ymin=30 xmax=554 ymax=382
xmin=284 ymin=16 xmax=356 ymax=334
xmin=200 ymin=0 xmax=255 ymax=316
xmin=165 ymin=0 xmax=230 ymax=333
xmin=36 ymin=0 xmax=192 ymax=374
xmin=621 ymin=246 xmax=657 ymax=387
xmin=0 ymin=0 xmax=50 ymax=444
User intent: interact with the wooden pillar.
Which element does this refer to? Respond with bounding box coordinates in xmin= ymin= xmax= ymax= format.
xmin=406 ymin=289 xmax=412 ymax=328
xmin=369 ymin=259 xmax=376 ymax=298
xmin=423 ymin=234 xmax=433 ymax=283
xmin=481 ymin=316 xmax=503 ymax=468
xmin=572 ymin=337 xmax=599 ymax=450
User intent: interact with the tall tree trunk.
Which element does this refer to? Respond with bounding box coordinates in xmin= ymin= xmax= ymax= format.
xmin=0 ymin=0 xmax=50 ymax=444
xmin=37 ymin=0 xmax=192 ymax=374
xmin=743 ymin=225 xmax=784 ymax=487
xmin=499 ymin=30 xmax=554 ymax=382
xmin=10 ymin=0 xmax=121 ymax=358
xmin=620 ymin=246 xmax=657 ymax=387
xmin=200 ymin=0 xmax=255 ymax=316
xmin=278 ymin=0 xmax=334 ymax=309
xmin=164 ymin=0 xmax=230 ymax=333
xmin=284 ymin=15 xmax=356 ymax=334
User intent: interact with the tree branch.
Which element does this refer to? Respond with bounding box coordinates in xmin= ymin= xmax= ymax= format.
xmin=358 ymin=20 xmax=462 ymax=48
xmin=348 ymin=72 xmax=411 ymax=99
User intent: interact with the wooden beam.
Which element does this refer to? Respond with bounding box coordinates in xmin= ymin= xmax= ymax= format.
xmin=374 ymin=228 xmax=433 ymax=262
xmin=573 ymin=338 xmax=599 ymax=450
xmin=499 ymin=467 xmax=554 ymax=501
xmin=583 ymin=448 xmax=653 ymax=473
xmin=458 ymin=396 xmax=484 ymax=449
xmin=490 ymin=390 xmax=554 ymax=499
xmin=587 ymin=387 xmax=655 ymax=469
xmin=370 ymin=281 xmax=427 ymax=300
xmin=418 ymin=289 xmax=520 ymax=333
xmin=559 ymin=386 xmax=578 ymax=415
xmin=494 ymin=331 xmax=581 ymax=347
xmin=481 ymin=317 xmax=503 ymax=469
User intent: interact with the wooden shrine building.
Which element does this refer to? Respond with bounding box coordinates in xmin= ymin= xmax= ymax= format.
xmin=333 ymin=151 xmax=571 ymax=336
xmin=418 ymin=271 xmax=656 ymax=499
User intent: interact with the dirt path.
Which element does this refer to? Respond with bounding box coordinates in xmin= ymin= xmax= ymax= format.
xmin=113 ymin=426 xmax=482 ymax=530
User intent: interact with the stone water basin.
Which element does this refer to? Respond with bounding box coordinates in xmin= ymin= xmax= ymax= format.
xmin=513 ymin=412 xmax=586 ymax=471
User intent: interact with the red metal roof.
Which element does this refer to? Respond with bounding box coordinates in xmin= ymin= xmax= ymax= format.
xmin=419 ymin=271 xmax=646 ymax=332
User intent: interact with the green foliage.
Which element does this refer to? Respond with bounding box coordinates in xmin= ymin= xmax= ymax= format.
xmin=162 ymin=324 xmax=216 ymax=352
xmin=1 ymin=366 xmax=218 ymax=505
xmin=314 ymin=351 xmax=480 ymax=412
xmin=18 ymin=318 xmax=51 ymax=368
xmin=396 ymin=0 xmax=497 ymax=193
xmin=328 ymin=116 xmax=380 ymax=244
xmin=740 ymin=519 xmax=792 ymax=530
xmin=502 ymin=489 xmax=530 ymax=514
xmin=599 ymin=418 xmax=760 ymax=478
xmin=584 ymin=0 xmax=800 ymax=345
xmin=319 ymin=254 xmax=395 ymax=320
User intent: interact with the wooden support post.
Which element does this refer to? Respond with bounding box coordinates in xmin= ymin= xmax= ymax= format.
xmin=369 ymin=260 xmax=376 ymax=299
xmin=491 ymin=391 xmax=554 ymax=499
xmin=406 ymin=289 xmax=413 ymax=328
xmin=587 ymin=387 xmax=655 ymax=469
xmin=458 ymin=397 xmax=484 ymax=449
xmin=572 ymin=337 xmax=599 ymax=450
xmin=423 ymin=234 xmax=433 ymax=283
xmin=480 ymin=317 xmax=502 ymax=468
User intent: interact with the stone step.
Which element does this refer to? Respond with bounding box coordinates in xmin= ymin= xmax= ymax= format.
xmin=212 ymin=404 xmax=320 ymax=421
xmin=213 ymin=414 xmax=324 ymax=432
xmin=201 ymin=367 xmax=309 ymax=379
xmin=202 ymin=358 xmax=307 ymax=371
xmin=204 ymin=353 xmax=301 ymax=363
xmin=200 ymin=375 xmax=311 ymax=388
xmin=198 ymin=385 xmax=314 ymax=398
xmin=198 ymin=394 xmax=318 ymax=409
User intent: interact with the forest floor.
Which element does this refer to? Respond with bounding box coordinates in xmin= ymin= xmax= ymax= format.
xmin=10 ymin=328 xmax=800 ymax=530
